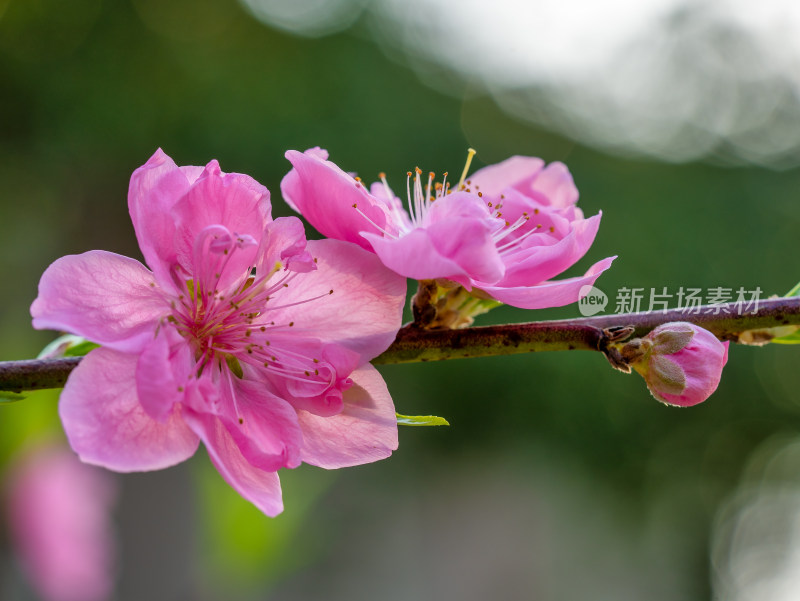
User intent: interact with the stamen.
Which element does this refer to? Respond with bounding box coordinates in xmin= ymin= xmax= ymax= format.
xmin=405 ymin=172 xmax=414 ymax=224
xmin=426 ymin=171 xmax=435 ymax=205
xmin=493 ymin=214 xmax=530 ymax=241
xmin=351 ymin=203 xmax=397 ymax=239
xmin=224 ymin=370 xmax=244 ymax=425
xmin=457 ymin=148 xmax=477 ymax=190
xmin=413 ymin=168 xmax=424 ymax=227
xmin=379 ymin=172 xmax=392 ymax=200
xmin=262 ymin=289 xmax=334 ymax=311
xmin=496 ymin=227 xmax=536 ymax=253
xmin=242 ymin=343 xmax=333 ymax=388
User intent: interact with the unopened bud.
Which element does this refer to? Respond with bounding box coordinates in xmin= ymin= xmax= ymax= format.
xmin=617 ymin=322 xmax=729 ymax=407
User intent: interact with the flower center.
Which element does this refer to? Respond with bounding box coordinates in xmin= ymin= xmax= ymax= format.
xmin=166 ymin=225 xmax=338 ymax=399
xmin=350 ymin=148 xmax=480 ymax=239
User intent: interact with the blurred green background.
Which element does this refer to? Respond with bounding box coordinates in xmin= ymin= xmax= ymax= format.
xmin=2 ymin=1 xmax=800 ymax=600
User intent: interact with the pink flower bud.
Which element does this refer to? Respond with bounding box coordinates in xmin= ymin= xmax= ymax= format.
xmin=629 ymin=322 xmax=729 ymax=407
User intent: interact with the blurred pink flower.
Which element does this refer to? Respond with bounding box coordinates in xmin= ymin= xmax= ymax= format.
xmin=6 ymin=446 xmax=116 ymax=601
xmin=31 ymin=150 xmax=406 ymax=516
xmin=630 ymin=322 xmax=729 ymax=406
xmin=281 ymin=148 xmax=614 ymax=310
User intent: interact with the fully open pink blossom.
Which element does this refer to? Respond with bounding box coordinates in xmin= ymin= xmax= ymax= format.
xmin=282 ymin=148 xmax=614 ymax=310
xmin=31 ymin=150 xmax=406 ymax=516
xmin=6 ymin=445 xmax=116 ymax=601
xmin=630 ymin=322 xmax=729 ymax=407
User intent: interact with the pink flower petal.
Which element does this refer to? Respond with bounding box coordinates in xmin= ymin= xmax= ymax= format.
xmin=182 ymin=410 xmax=284 ymax=517
xmin=481 ymin=256 xmax=616 ymax=309
xmin=362 ymin=209 xmax=505 ymax=288
xmin=298 ymin=364 xmax=398 ymax=469
xmin=59 ymin=348 xmax=199 ymax=472
xmin=529 ymin=161 xmax=579 ymax=208
xmin=282 ymin=149 xmax=388 ymax=250
xmin=267 ymin=339 xmax=358 ymax=418
xmin=172 ymin=160 xmax=270 ymax=291
xmin=259 ymin=216 xmax=312 ymax=274
xmin=498 ymin=213 xmax=602 ymax=287
xmin=362 ymin=228 xmax=472 ymax=285
xmin=128 ymin=149 xmax=195 ymax=286
xmin=469 ymin=155 xmax=545 ymax=197
xmin=31 ymin=251 xmax=167 ymax=353
xmin=269 ymin=239 xmax=406 ymax=362
xmin=136 ymin=327 xmax=192 ymax=423
xmin=218 ymin=378 xmax=304 ymax=471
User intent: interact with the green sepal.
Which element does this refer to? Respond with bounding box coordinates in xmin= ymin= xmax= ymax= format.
xmin=785 ymin=280 xmax=800 ymax=298
xmin=472 ymin=297 xmax=503 ymax=313
xmin=396 ymin=413 xmax=450 ymax=426
xmin=0 ymin=390 xmax=26 ymax=403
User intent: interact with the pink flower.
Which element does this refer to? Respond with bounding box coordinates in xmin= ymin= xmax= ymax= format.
xmin=30 ymin=150 xmax=406 ymax=516
xmin=466 ymin=155 xmax=616 ymax=309
xmin=6 ymin=445 xmax=116 ymax=601
xmin=626 ymin=322 xmax=729 ymax=406
xmin=281 ymin=148 xmax=614 ymax=311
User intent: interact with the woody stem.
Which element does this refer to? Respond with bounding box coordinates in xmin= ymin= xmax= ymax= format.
xmin=1 ymin=297 xmax=799 ymax=392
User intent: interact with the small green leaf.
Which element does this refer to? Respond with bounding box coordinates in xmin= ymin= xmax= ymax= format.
xmin=785 ymin=281 xmax=800 ymax=297
xmin=0 ymin=391 xmax=26 ymax=403
xmin=396 ymin=413 xmax=450 ymax=426
xmin=772 ymin=330 xmax=800 ymax=344
xmin=38 ymin=334 xmax=99 ymax=358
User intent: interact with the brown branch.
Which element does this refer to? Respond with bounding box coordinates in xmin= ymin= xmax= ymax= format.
xmin=1 ymin=297 xmax=799 ymax=391
xmin=372 ymin=296 xmax=800 ymax=364
xmin=0 ymin=357 xmax=82 ymax=393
